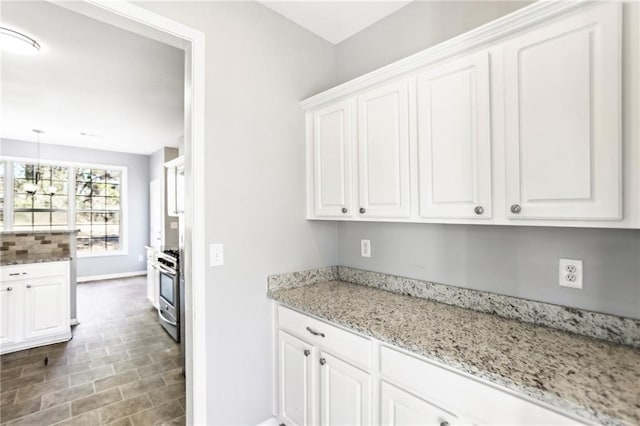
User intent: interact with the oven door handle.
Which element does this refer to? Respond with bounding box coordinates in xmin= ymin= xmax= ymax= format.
xmin=154 ymin=263 xmax=176 ymax=276
xmin=158 ymin=310 xmax=178 ymax=326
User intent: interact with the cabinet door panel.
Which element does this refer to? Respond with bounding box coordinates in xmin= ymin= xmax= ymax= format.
xmin=23 ymin=277 xmax=68 ymax=340
xmin=417 ymin=51 xmax=492 ymax=218
xmin=504 ymin=2 xmax=621 ymax=220
xmin=279 ymin=331 xmax=313 ymax=426
xmin=380 ymin=382 xmax=458 ymax=426
xmin=358 ymin=80 xmax=411 ymax=218
xmin=0 ymin=284 xmax=18 ymax=345
xmin=319 ymin=352 xmax=371 ymax=426
xmin=313 ymin=100 xmax=354 ymax=217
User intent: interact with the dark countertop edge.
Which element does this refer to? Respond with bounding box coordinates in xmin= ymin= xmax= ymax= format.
xmin=267 ymin=287 xmax=613 ymax=426
xmin=0 ymin=257 xmax=73 ymax=266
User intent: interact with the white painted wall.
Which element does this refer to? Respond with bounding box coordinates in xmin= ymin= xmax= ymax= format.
xmin=136 ymin=2 xmax=338 ymax=424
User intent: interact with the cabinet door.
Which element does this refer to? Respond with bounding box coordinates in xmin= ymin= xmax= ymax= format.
xmin=319 ymin=351 xmax=371 ymax=426
xmin=23 ymin=277 xmax=68 ymax=340
xmin=503 ymin=2 xmax=621 ymax=220
xmin=380 ymin=382 xmax=458 ymax=426
xmin=312 ymin=100 xmax=354 ymax=218
xmin=417 ymin=51 xmax=492 ymax=219
xmin=279 ymin=331 xmax=313 ymax=426
xmin=0 ymin=283 xmax=18 ymax=345
xmin=358 ymin=80 xmax=411 ymax=218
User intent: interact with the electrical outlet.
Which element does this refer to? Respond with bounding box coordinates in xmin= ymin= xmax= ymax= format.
xmin=361 ymin=239 xmax=371 ymax=258
xmin=170 ymin=221 xmax=178 ymax=230
xmin=210 ymin=243 xmax=224 ymax=266
xmin=559 ymin=258 xmax=583 ymax=289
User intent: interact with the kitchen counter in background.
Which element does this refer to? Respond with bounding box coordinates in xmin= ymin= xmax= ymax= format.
xmin=267 ymin=267 xmax=640 ymax=426
xmin=1 ymin=256 xmax=73 ymax=266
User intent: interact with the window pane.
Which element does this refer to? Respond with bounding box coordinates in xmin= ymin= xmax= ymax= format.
xmin=76 ymin=212 xmax=92 ymax=224
xmin=51 ymin=195 xmax=68 ymax=209
xmin=14 ymin=212 xmax=32 ymax=226
xmin=105 ymin=197 xmax=120 ymax=210
xmin=33 ymin=194 xmax=51 ymax=209
xmin=92 ymin=197 xmax=106 ymax=211
xmin=106 ymin=237 xmax=120 ymax=251
xmin=106 ymin=225 xmax=120 ymax=238
xmin=91 ymin=237 xmax=106 ymax=251
xmin=77 ymin=238 xmax=91 ymax=252
xmin=51 ymin=211 xmax=67 ymax=226
xmin=104 ymin=212 xmax=119 ymax=225
xmin=14 ymin=193 xmax=32 ymax=209
xmin=33 ymin=212 xmax=52 ymax=226
xmin=77 ymin=225 xmax=91 ymax=239
xmin=106 ymin=170 xmax=121 ymax=184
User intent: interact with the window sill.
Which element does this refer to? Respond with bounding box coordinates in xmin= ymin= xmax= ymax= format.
xmin=77 ymin=250 xmax=129 ymax=258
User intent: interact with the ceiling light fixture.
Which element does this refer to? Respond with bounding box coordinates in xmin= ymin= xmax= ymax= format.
xmin=0 ymin=27 xmax=41 ymax=56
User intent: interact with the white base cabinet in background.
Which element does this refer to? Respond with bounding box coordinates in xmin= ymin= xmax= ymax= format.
xmin=274 ymin=304 xmax=584 ymax=426
xmin=146 ymin=247 xmax=160 ymax=309
xmin=0 ymin=261 xmax=71 ymax=355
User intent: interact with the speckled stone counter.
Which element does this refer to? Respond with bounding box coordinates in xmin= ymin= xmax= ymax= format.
xmin=268 ymin=281 xmax=640 ymax=425
xmin=1 ymin=256 xmax=72 ymax=266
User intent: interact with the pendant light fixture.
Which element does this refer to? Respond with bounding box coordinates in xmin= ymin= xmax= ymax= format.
xmin=23 ymin=129 xmax=44 ymax=195
xmin=0 ymin=27 xmax=41 ymax=56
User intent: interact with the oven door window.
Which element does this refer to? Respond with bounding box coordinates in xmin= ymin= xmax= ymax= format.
xmin=160 ymin=272 xmax=175 ymax=305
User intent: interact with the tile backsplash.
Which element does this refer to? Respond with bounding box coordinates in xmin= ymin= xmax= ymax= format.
xmin=0 ymin=232 xmax=74 ymax=264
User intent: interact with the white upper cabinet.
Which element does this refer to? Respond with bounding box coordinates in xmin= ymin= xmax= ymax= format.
xmin=311 ymin=100 xmax=354 ymax=218
xmin=416 ymin=51 xmax=492 ymax=219
xmin=503 ymin=2 xmax=621 ymax=221
xmin=357 ymin=80 xmax=411 ymax=218
xmin=302 ymin=1 xmax=635 ymax=228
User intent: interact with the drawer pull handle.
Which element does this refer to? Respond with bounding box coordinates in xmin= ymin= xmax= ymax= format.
xmin=319 ymin=358 xmax=326 ymax=366
xmin=26 ymin=285 xmax=32 ymax=289
xmin=303 ymin=349 xmax=310 ymax=357
xmin=306 ymin=326 xmax=325 ymax=338
xmin=6 ymin=287 xmax=13 ymax=291
xmin=8 ymin=272 xmax=26 ymax=276
xmin=440 ymin=422 xmax=450 ymax=426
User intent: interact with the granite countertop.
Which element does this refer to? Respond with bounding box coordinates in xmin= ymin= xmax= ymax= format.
xmin=0 ymin=229 xmax=79 ymax=235
xmin=1 ymin=257 xmax=73 ymax=266
xmin=268 ymin=281 xmax=640 ymax=426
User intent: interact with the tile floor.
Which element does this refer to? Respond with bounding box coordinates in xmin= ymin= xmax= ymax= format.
xmin=0 ymin=276 xmax=185 ymax=425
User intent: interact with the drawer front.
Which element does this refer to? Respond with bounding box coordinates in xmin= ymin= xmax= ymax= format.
xmin=380 ymin=345 xmax=584 ymax=425
xmin=278 ymin=305 xmax=371 ymax=368
xmin=1 ymin=261 xmax=69 ymax=282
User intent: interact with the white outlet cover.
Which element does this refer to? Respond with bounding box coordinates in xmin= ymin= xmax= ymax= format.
xmin=559 ymin=258 xmax=583 ymax=289
xmin=170 ymin=221 xmax=178 ymax=230
xmin=361 ymin=239 xmax=371 ymax=258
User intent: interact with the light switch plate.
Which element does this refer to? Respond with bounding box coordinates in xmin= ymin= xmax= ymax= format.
xmin=210 ymin=243 xmax=224 ymax=266
xmin=361 ymin=239 xmax=371 ymax=258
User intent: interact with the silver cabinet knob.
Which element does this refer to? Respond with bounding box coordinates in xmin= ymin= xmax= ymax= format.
xmin=359 ymin=207 xmax=366 ymax=214
xmin=26 ymin=284 xmax=32 ymax=289
xmin=319 ymin=358 xmax=326 ymax=366
xmin=510 ymin=204 xmax=522 ymax=214
xmin=341 ymin=207 xmax=348 ymax=214
xmin=303 ymin=349 xmax=311 ymax=357
xmin=474 ymin=206 xmax=484 ymax=215
xmin=440 ymin=422 xmax=450 ymax=426
xmin=6 ymin=287 xmax=13 ymax=292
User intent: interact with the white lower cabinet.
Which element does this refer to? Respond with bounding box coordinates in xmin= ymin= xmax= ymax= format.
xmin=0 ymin=261 xmax=71 ymax=354
xmin=275 ymin=305 xmax=584 ymax=426
xmin=380 ymin=382 xmax=457 ymax=426
xmin=146 ymin=248 xmax=160 ymax=309
xmin=319 ymin=352 xmax=371 ymax=426
xmin=279 ymin=331 xmax=313 ymax=426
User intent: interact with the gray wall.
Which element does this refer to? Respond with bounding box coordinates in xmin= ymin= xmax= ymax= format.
xmin=336 ymin=1 xmax=530 ymax=82
xmin=149 ymin=146 xmax=179 ymax=249
xmin=335 ymin=1 xmax=640 ymax=320
xmin=0 ymin=138 xmax=150 ymax=278
xmin=137 ymin=2 xmax=338 ymax=424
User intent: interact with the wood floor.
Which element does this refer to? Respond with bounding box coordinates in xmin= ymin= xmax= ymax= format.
xmin=0 ymin=276 xmax=185 ymax=425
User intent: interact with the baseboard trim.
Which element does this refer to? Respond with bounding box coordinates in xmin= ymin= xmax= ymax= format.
xmin=77 ymin=270 xmax=146 ymax=283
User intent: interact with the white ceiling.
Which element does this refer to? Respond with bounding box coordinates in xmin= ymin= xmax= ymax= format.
xmin=259 ymin=1 xmax=412 ymax=44
xmin=0 ymin=1 xmax=184 ymax=155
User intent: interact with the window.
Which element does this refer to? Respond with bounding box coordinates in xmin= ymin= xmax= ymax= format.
xmin=75 ymin=168 xmax=121 ymax=253
xmin=12 ymin=162 xmax=69 ymax=231
xmin=0 ymin=158 xmax=125 ymax=255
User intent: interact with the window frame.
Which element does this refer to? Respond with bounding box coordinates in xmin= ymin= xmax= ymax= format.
xmin=0 ymin=156 xmax=128 ymax=258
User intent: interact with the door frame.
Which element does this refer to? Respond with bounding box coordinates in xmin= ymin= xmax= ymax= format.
xmin=69 ymin=2 xmax=207 ymax=424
